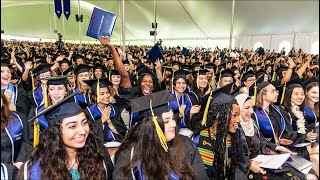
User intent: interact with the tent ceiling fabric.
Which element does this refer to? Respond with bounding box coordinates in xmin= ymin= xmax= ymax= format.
xmin=1 ymin=0 xmax=319 ymax=41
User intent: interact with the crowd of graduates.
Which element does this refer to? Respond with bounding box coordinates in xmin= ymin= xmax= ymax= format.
xmin=1 ymin=37 xmax=319 ymax=180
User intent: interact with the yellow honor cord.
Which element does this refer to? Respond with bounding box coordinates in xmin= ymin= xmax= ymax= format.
xmin=33 ymin=120 xmax=40 ymax=148
xmin=97 ymin=79 xmax=100 ymax=104
xmin=280 ymin=82 xmax=286 ymax=105
xmin=201 ymin=91 xmax=213 ymax=126
xmin=149 ymin=99 xmax=169 ymax=152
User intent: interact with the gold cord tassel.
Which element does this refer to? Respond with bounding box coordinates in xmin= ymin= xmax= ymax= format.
xmin=31 ymin=72 xmax=35 ymax=91
xmin=109 ymin=70 xmax=111 ymax=81
xmin=271 ymin=71 xmax=276 ymax=82
xmin=97 ymin=79 xmax=100 ymax=104
xmin=150 ymin=99 xmax=168 ymax=152
xmin=217 ymin=71 xmax=222 ymax=87
xmin=171 ymin=71 xmax=174 ymax=93
xmin=43 ymin=84 xmax=48 ymax=108
xmin=197 ymin=70 xmax=200 ymax=89
xmin=201 ymin=91 xmax=213 ymax=126
xmin=33 ymin=120 xmax=40 ymax=148
xmin=253 ymin=82 xmax=257 ymax=105
xmin=72 ymin=75 xmax=76 ymax=88
xmin=280 ymin=82 xmax=287 ymax=105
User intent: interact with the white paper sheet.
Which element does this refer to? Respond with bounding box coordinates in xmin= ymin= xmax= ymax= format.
xmin=252 ymin=153 xmax=291 ymax=169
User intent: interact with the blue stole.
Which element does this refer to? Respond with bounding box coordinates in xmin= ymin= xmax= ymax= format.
xmin=35 ymin=105 xmax=49 ymax=130
xmin=87 ymin=104 xmax=116 ymax=142
xmin=304 ymin=104 xmax=317 ymax=125
xmin=74 ymin=87 xmax=91 ymax=107
xmin=253 ymin=105 xmax=285 ymax=145
xmin=1 ymin=83 xmax=17 ymax=104
xmin=33 ymin=86 xmax=43 ymax=107
xmin=130 ymin=112 xmax=140 ymax=129
xmin=5 ymin=112 xmax=23 ymax=163
xmin=132 ymin=161 xmax=179 ymax=180
xmin=28 ymin=159 xmax=41 ymax=179
xmin=288 ymin=113 xmax=298 ymax=131
xmin=169 ymin=92 xmax=192 ymax=128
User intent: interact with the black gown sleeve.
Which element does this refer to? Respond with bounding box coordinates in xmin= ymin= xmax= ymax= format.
xmin=27 ymin=90 xmax=37 ymax=109
xmin=15 ymin=112 xmax=33 ymax=163
xmin=100 ymin=145 xmax=114 ymax=180
xmin=16 ymin=87 xmax=30 ymax=116
xmin=180 ymin=135 xmax=209 ymax=180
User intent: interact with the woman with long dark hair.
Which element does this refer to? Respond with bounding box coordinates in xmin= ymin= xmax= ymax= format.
xmin=18 ymin=101 xmax=113 ymax=179
xmin=281 ymin=81 xmax=319 ymax=177
xmin=1 ymin=92 xmax=32 ymax=179
xmin=234 ymin=93 xmax=308 ymax=180
xmin=192 ymin=91 xmax=249 ymax=179
xmin=113 ymin=90 xmax=208 ymax=179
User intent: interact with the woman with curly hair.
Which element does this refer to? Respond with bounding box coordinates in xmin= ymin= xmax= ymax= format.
xmin=192 ymin=90 xmax=249 ymax=179
xmin=113 ymin=90 xmax=208 ymax=179
xmin=18 ymin=101 xmax=113 ymax=179
xmin=1 ymin=92 xmax=32 ymax=180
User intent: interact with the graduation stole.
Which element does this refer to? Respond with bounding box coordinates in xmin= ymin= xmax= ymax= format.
xmin=169 ymin=92 xmax=192 ymax=128
xmin=195 ymin=127 xmax=215 ymax=167
xmin=130 ymin=112 xmax=140 ymax=128
xmin=74 ymin=87 xmax=91 ymax=107
xmin=87 ymin=104 xmax=116 ymax=142
xmin=1 ymin=164 xmax=9 ymax=180
xmin=33 ymin=104 xmax=49 ymax=148
xmin=25 ymin=159 xmax=41 ymax=179
xmin=33 ymin=86 xmax=43 ymax=107
xmin=304 ymin=104 xmax=317 ymax=125
xmin=2 ymin=83 xmax=17 ymax=104
xmin=253 ymin=105 xmax=285 ymax=145
xmin=5 ymin=112 xmax=23 ymax=163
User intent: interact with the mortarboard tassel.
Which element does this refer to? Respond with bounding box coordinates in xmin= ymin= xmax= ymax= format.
xmin=97 ymin=79 xmax=100 ymax=104
xmin=253 ymin=82 xmax=257 ymax=105
xmin=271 ymin=63 xmax=277 ymax=82
xmin=43 ymin=82 xmax=49 ymax=108
xmin=201 ymin=91 xmax=213 ymax=126
xmin=108 ymin=70 xmax=111 ymax=81
xmin=72 ymin=75 xmax=76 ymax=88
xmin=90 ymin=68 xmax=94 ymax=79
xmin=197 ymin=70 xmax=200 ymax=89
xmin=171 ymin=71 xmax=174 ymax=93
xmin=217 ymin=71 xmax=222 ymax=87
xmin=149 ymin=98 xmax=169 ymax=152
xmin=33 ymin=120 xmax=40 ymax=148
xmin=280 ymin=82 xmax=287 ymax=105
xmin=30 ymin=71 xmax=35 ymax=91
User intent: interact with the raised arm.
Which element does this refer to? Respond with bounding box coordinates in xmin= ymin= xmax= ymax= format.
xmin=99 ymin=36 xmax=131 ymax=88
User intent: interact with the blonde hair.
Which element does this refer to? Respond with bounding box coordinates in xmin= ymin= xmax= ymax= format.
xmin=255 ymin=87 xmax=268 ymax=109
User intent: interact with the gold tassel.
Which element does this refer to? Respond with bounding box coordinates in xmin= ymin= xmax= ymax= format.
xmin=43 ymin=83 xmax=48 ymax=108
xmin=253 ymin=82 xmax=257 ymax=105
xmin=171 ymin=71 xmax=174 ymax=93
xmin=33 ymin=120 xmax=40 ymax=148
xmin=97 ymin=79 xmax=100 ymax=104
xmin=72 ymin=75 xmax=76 ymax=88
xmin=217 ymin=71 xmax=222 ymax=87
xmin=31 ymin=72 xmax=35 ymax=91
xmin=196 ymin=70 xmax=200 ymax=89
xmin=150 ymin=99 xmax=168 ymax=152
xmin=109 ymin=70 xmax=111 ymax=81
xmin=201 ymin=91 xmax=213 ymax=126
xmin=280 ymin=82 xmax=287 ymax=105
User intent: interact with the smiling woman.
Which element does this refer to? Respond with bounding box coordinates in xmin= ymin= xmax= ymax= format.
xmin=18 ymin=101 xmax=114 ymax=179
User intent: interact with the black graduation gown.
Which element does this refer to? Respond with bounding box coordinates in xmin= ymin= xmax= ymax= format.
xmin=245 ymin=126 xmax=306 ymax=180
xmin=1 ymin=111 xmax=33 ymax=179
xmin=112 ymin=135 xmax=208 ymax=180
xmin=15 ymin=87 xmax=30 ymax=116
xmin=84 ymin=104 xmax=127 ymax=144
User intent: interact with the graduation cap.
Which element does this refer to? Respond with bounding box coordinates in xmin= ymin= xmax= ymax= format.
xmin=134 ymin=63 xmax=157 ymax=80
xmin=205 ymin=63 xmax=215 ymax=71
xmin=108 ymin=69 xmax=120 ymax=81
xmin=217 ymin=69 xmax=235 ymax=85
xmin=255 ymin=69 xmax=266 ymax=83
xmin=62 ymin=66 xmax=74 ymax=76
xmin=83 ymin=78 xmax=112 ymax=102
xmin=147 ymin=44 xmax=163 ymax=62
xmin=182 ymin=47 xmax=189 ymax=56
xmin=172 ymin=61 xmax=182 ymax=68
xmin=276 ymin=66 xmax=288 ymax=79
xmin=242 ymin=70 xmax=255 ymax=82
xmin=93 ymin=63 xmax=107 ymax=73
xmin=130 ymin=90 xmax=173 ymax=152
xmin=181 ymin=64 xmax=192 ymax=72
xmin=122 ymin=59 xmax=129 ymax=65
xmin=1 ymin=62 xmax=13 ymax=69
xmin=74 ymin=64 xmax=91 ymax=76
xmin=33 ymin=63 xmax=52 ymax=76
xmin=59 ymin=58 xmax=72 ymax=66
xmin=304 ymin=76 xmax=318 ymax=88
xmin=46 ymin=75 xmax=69 ymax=86
xmin=200 ymin=82 xmax=236 ymax=126
xmin=192 ymin=62 xmax=202 ymax=70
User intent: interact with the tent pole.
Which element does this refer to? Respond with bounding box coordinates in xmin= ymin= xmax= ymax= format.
xmin=293 ymin=33 xmax=296 ymax=48
xmin=154 ymin=0 xmax=157 ymax=45
xmin=121 ymin=0 xmax=126 ymax=52
xmin=269 ymin=35 xmax=272 ymax=50
xmin=78 ymin=0 xmax=82 ymax=46
xmin=229 ymin=0 xmax=235 ymax=53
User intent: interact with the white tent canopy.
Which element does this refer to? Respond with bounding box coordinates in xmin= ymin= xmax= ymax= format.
xmin=1 ymin=0 xmax=319 ymax=53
